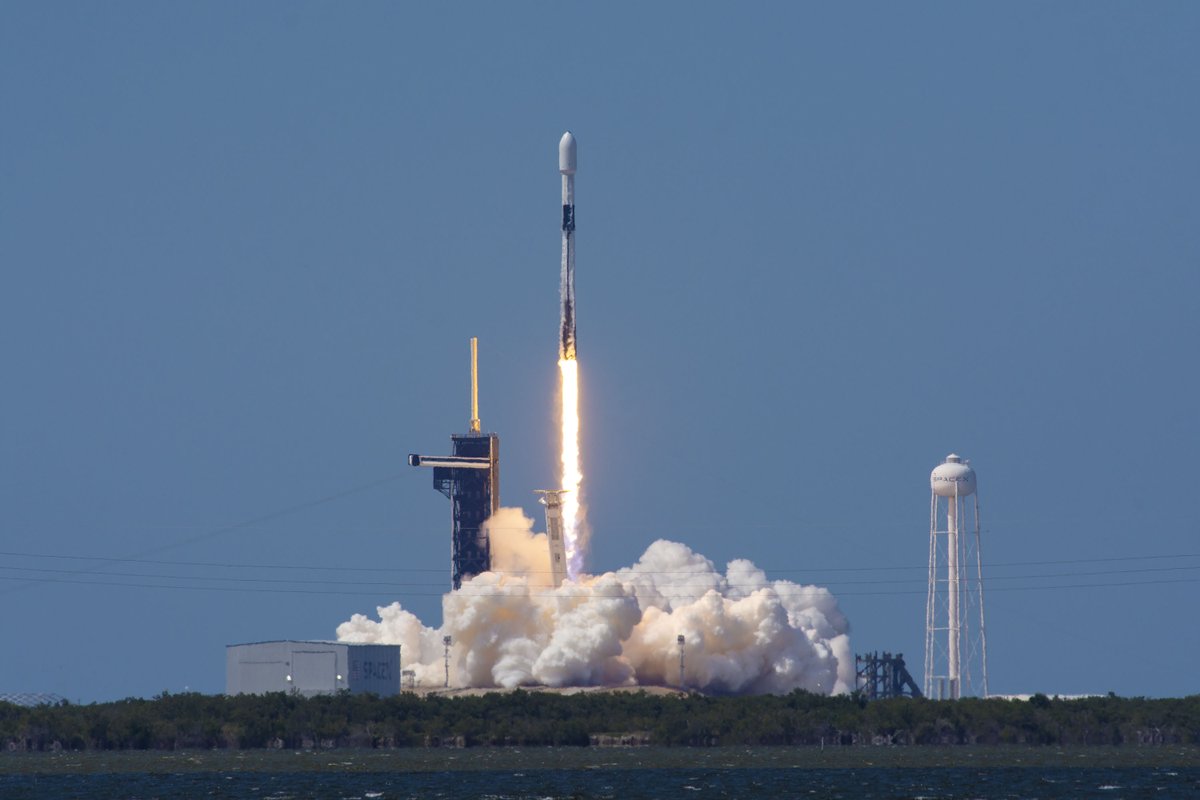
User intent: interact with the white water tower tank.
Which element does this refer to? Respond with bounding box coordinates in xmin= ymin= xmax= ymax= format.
xmin=930 ymin=453 xmax=976 ymax=497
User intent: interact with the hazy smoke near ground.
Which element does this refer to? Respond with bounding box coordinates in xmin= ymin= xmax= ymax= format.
xmin=337 ymin=507 xmax=853 ymax=694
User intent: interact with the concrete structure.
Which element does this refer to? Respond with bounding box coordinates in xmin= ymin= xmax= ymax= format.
xmin=535 ymin=489 xmax=569 ymax=587
xmin=925 ymin=454 xmax=989 ymax=699
xmin=226 ymin=641 xmax=401 ymax=697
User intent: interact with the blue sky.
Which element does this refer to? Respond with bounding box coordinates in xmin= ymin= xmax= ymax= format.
xmin=2 ymin=2 xmax=1197 ymax=700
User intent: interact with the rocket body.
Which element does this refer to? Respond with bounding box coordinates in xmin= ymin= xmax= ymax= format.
xmin=559 ymin=132 xmax=577 ymax=361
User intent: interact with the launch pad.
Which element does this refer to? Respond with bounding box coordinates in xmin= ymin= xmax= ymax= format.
xmin=410 ymin=134 xmax=583 ymax=591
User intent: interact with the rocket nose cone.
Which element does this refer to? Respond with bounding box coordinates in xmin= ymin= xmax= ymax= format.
xmin=559 ymin=131 xmax=577 ymax=175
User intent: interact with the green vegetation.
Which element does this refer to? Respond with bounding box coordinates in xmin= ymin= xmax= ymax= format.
xmin=2 ymin=691 xmax=1197 ymax=751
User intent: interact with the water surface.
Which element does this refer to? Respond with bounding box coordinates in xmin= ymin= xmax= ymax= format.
xmin=3 ymin=746 xmax=1198 ymax=799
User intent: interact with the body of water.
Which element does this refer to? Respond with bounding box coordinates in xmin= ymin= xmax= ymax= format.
xmin=3 ymin=746 xmax=1198 ymax=799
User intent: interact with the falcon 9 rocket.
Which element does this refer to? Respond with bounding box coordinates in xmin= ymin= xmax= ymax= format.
xmin=559 ymin=131 xmax=577 ymax=361
xmin=556 ymin=131 xmax=583 ymax=577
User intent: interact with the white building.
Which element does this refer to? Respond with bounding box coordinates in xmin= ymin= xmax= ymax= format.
xmin=226 ymin=640 xmax=401 ymax=697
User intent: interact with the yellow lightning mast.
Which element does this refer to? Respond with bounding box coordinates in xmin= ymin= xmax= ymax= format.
xmin=469 ymin=336 xmax=481 ymax=433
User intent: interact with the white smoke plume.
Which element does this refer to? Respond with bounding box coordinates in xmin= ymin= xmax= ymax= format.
xmin=337 ymin=507 xmax=853 ymax=695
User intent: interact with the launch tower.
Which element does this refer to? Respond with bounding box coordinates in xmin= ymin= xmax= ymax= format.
xmin=409 ymin=338 xmax=500 ymax=590
xmin=925 ymin=454 xmax=989 ymax=699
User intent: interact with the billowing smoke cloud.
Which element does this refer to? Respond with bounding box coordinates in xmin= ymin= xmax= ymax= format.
xmin=337 ymin=507 xmax=853 ymax=695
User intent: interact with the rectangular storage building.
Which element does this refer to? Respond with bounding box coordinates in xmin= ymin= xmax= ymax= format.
xmin=226 ymin=640 xmax=400 ymax=697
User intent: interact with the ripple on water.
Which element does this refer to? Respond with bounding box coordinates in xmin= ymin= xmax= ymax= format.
xmin=4 ymin=749 xmax=1200 ymax=799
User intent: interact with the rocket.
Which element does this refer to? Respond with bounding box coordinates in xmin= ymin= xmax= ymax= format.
xmin=559 ymin=131 xmax=577 ymax=361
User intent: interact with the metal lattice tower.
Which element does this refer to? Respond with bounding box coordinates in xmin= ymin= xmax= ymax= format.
xmin=925 ymin=454 xmax=989 ymax=699
xmin=855 ymin=652 xmax=923 ymax=700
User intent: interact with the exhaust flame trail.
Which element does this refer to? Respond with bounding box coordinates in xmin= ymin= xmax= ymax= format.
xmin=559 ymin=357 xmax=583 ymax=577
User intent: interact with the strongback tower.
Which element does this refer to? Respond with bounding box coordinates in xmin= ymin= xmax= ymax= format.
xmin=409 ymin=339 xmax=500 ymax=590
xmin=535 ymin=489 xmax=569 ymax=588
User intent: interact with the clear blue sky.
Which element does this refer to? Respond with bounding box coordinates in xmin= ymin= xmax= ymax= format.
xmin=2 ymin=2 xmax=1197 ymax=700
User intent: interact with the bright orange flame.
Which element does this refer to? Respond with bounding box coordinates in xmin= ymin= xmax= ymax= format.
xmin=558 ymin=357 xmax=582 ymax=576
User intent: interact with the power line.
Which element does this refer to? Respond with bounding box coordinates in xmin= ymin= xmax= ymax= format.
xmin=0 ymin=565 xmax=446 ymax=589
xmin=1 ymin=562 xmax=1197 ymax=589
xmin=2 ymin=548 xmax=1197 ymax=577
xmin=0 ymin=571 xmax=1194 ymax=600
xmin=0 ymin=474 xmax=407 ymax=597
xmin=0 ymin=550 xmax=434 ymax=573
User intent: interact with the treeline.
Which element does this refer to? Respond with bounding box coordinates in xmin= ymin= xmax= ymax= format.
xmin=2 ymin=690 xmax=1198 ymax=751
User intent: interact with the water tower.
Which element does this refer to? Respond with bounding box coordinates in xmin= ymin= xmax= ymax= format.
xmin=925 ymin=454 xmax=989 ymax=699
